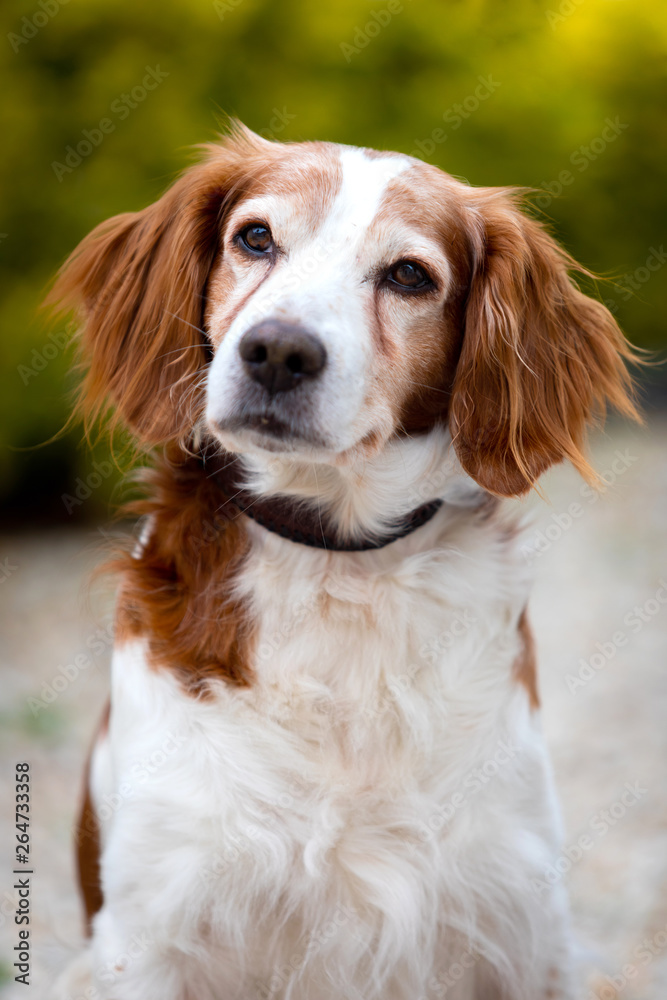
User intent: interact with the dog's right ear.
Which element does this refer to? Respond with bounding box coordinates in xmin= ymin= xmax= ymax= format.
xmin=46 ymin=125 xmax=273 ymax=444
xmin=449 ymin=188 xmax=641 ymax=496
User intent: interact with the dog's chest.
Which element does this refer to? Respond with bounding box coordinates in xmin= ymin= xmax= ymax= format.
xmin=107 ymin=514 xmax=531 ymax=933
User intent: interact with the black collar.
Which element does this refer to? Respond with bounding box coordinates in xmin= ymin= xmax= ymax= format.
xmin=204 ymin=451 xmax=443 ymax=552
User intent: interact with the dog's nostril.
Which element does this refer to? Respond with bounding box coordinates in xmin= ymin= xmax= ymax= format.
xmin=285 ymin=353 xmax=303 ymax=374
xmin=249 ymin=344 xmax=268 ymax=364
xmin=239 ymin=321 xmax=327 ymax=395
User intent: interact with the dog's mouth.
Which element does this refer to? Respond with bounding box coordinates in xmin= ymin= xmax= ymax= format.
xmin=210 ymin=405 xmax=331 ymax=454
xmin=237 ymin=411 xmax=296 ymax=439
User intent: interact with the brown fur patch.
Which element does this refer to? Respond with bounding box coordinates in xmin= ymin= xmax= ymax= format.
xmin=514 ymin=607 xmax=540 ymax=710
xmin=365 ymin=166 xmax=474 ymax=436
xmin=112 ymin=444 xmax=254 ymax=693
xmin=231 ymin=140 xmax=343 ymax=237
xmin=368 ymin=290 xmax=396 ymax=358
xmin=448 ymin=186 xmax=641 ymax=496
xmin=75 ymin=701 xmax=110 ymax=934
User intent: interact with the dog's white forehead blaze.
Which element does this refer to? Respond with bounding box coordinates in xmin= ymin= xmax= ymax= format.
xmin=329 ymin=147 xmax=413 ymax=234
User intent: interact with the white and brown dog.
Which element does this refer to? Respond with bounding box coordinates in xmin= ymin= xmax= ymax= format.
xmin=51 ymin=123 xmax=638 ymax=1000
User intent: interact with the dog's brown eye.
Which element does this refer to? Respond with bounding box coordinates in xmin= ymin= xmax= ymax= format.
xmin=387 ymin=261 xmax=431 ymax=290
xmin=239 ymin=224 xmax=273 ymax=254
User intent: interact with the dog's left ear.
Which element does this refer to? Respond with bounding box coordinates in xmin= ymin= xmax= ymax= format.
xmin=449 ymin=190 xmax=641 ymax=497
xmin=46 ymin=125 xmax=271 ymax=444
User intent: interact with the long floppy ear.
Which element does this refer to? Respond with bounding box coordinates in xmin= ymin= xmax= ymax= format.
xmin=46 ymin=126 xmax=271 ymax=443
xmin=450 ymin=190 xmax=641 ymax=497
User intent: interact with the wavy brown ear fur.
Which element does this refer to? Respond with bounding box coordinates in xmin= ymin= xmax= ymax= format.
xmin=450 ymin=190 xmax=641 ymax=497
xmin=45 ymin=125 xmax=274 ymax=444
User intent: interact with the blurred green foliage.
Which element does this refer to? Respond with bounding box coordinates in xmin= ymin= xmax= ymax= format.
xmin=1 ymin=0 xmax=666 ymax=520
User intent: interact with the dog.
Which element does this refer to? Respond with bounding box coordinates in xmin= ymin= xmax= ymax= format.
xmin=50 ymin=122 xmax=638 ymax=1000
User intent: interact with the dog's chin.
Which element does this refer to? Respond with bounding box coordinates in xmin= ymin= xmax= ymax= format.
xmin=205 ymin=412 xmax=391 ymax=467
xmin=206 ymin=414 xmax=340 ymax=463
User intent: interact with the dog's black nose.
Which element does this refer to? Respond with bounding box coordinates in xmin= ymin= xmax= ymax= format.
xmin=239 ymin=321 xmax=327 ymax=395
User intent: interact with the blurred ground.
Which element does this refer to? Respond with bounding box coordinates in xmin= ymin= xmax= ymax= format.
xmin=0 ymin=417 xmax=665 ymax=1000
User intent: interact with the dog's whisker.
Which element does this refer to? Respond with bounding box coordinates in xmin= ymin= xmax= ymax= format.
xmin=402 ymin=378 xmax=452 ymax=397
xmin=156 ymin=367 xmax=209 ymax=396
xmin=154 ymin=344 xmax=210 ymax=362
xmin=163 ymin=311 xmax=208 ymax=337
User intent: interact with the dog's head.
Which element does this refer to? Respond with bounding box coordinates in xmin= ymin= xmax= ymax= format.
xmin=50 ymin=123 xmax=638 ymax=498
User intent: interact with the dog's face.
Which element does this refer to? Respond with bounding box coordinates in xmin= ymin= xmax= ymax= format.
xmin=205 ymin=145 xmax=468 ymax=463
xmin=51 ymin=124 xmax=637 ymax=497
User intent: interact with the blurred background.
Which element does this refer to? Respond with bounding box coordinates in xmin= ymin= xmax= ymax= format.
xmin=0 ymin=0 xmax=666 ymax=997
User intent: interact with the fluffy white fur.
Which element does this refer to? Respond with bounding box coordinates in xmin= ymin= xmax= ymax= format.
xmin=54 ymin=431 xmax=574 ymax=1000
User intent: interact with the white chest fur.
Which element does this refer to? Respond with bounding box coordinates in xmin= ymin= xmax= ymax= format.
xmin=87 ymin=495 xmax=570 ymax=1000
